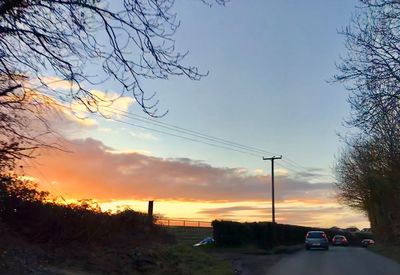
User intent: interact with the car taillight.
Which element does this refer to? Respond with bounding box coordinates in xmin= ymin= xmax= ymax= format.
xmin=322 ymin=233 xmax=327 ymax=239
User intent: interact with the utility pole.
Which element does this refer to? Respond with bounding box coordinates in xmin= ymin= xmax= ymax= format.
xmin=263 ymin=155 xmax=282 ymax=223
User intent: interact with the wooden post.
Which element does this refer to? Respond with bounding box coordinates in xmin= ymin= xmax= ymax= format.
xmin=148 ymin=200 xmax=154 ymax=218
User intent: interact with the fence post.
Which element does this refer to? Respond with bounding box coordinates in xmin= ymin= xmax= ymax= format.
xmin=146 ymin=201 xmax=154 ymax=225
xmin=147 ymin=200 xmax=154 ymax=218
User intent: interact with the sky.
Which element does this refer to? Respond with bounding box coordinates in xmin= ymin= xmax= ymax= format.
xmin=24 ymin=0 xmax=370 ymax=228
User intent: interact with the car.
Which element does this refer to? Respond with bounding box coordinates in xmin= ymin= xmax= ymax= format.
xmin=193 ymin=237 xmax=214 ymax=247
xmin=305 ymin=231 xmax=329 ymax=250
xmin=361 ymin=239 xmax=375 ymax=247
xmin=332 ymin=235 xmax=349 ymax=246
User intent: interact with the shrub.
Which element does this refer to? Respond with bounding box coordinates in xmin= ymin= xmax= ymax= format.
xmin=212 ymin=220 xmax=254 ymax=246
xmin=0 ymin=175 xmax=171 ymax=247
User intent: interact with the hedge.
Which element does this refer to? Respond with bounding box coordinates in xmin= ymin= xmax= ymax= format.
xmin=212 ymin=220 xmax=373 ymax=248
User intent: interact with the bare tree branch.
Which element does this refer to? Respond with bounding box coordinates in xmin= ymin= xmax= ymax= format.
xmin=0 ymin=0 xmax=227 ymax=117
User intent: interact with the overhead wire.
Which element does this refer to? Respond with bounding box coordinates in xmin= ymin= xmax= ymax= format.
xmin=37 ymin=89 xmax=278 ymax=156
xmin=22 ymin=159 xmax=68 ymax=204
xmin=103 ymin=105 xmax=277 ymax=156
xmin=35 ymin=89 xmax=321 ymax=175
xmin=104 ymin=105 xmax=277 ymax=156
xmin=38 ymin=90 xmax=278 ymax=158
xmin=108 ymin=116 xmax=263 ymax=158
xmin=46 ymin=99 xmax=264 ymax=158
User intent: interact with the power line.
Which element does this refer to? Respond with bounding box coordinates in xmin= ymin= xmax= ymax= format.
xmin=35 ymin=90 xmax=320 ymax=173
xmin=22 ymin=159 xmax=68 ymax=204
xmin=283 ymin=157 xmax=311 ymax=171
xmin=275 ymin=162 xmax=337 ymax=182
xmin=280 ymin=159 xmax=306 ymax=173
xmin=38 ymin=91 xmax=277 ymax=158
xmin=103 ymin=105 xmax=277 ymax=156
xmin=38 ymin=89 xmax=278 ymax=156
xmin=48 ymin=100 xmax=263 ymax=158
xmin=109 ymin=116 xmax=262 ymax=157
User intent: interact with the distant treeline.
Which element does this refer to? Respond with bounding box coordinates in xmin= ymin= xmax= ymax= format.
xmin=212 ymin=220 xmax=373 ymax=249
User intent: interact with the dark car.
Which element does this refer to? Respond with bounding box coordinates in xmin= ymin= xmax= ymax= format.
xmin=305 ymin=231 xmax=329 ymax=250
xmin=361 ymin=239 xmax=375 ymax=247
xmin=332 ymin=235 xmax=349 ymax=246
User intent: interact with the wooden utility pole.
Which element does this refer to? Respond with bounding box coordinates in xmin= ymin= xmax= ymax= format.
xmin=263 ymin=156 xmax=282 ymax=223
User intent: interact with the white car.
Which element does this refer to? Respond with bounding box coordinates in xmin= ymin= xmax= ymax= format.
xmin=305 ymin=231 xmax=329 ymax=250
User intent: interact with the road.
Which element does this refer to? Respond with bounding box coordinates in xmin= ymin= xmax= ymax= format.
xmin=266 ymin=246 xmax=400 ymax=275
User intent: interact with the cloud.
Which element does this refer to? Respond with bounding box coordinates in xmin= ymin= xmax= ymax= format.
xmin=37 ymin=76 xmax=80 ymax=91
xmin=253 ymin=169 xmax=265 ymax=175
xmin=29 ymin=76 xmax=135 ymax=128
xmin=23 ymin=137 xmax=369 ymax=228
xmin=66 ymin=89 xmax=135 ymax=121
xmin=27 ymin=138 xmax=334 ymax=203
xmin=129 ymin=131 xmax=158 ymax=141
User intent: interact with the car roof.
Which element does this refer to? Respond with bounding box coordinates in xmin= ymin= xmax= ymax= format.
xmin=307 ymin=231 xmax=325 ymax=233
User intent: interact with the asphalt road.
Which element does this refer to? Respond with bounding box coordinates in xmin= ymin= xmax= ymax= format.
xmin=266 ymin=246 xmax=400 ymax=275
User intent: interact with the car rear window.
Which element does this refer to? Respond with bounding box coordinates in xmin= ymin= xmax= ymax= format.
xmin=334 ymin=236 xmax=344 ymax=240
xmin=307 ymin=232 xmax=324 ymax=238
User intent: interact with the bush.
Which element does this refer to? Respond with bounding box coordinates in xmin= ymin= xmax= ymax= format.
xmin=212 ymin=220 xmax=254 ymax=246
xmin=0 ymin=175 xmax=170 ymax=246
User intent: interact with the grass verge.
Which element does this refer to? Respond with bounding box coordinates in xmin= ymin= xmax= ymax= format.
xmin=369 ymin=243 xmax=400 ymax=263
xmin=159 ymin=244 xmax=233 ymax=275
xmin=0 ymin=175 xmax=234 ymax=274
xmin=204 ymin=244 xmax=303 ymax=255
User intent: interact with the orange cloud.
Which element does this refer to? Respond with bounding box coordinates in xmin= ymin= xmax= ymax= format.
xmin=26 ymin=138 xmax=334 ymax=202
xmin=22 ymin=137 xmax=369 ymax=228
xmin=27 ymin=76 xmax=135 ymax=128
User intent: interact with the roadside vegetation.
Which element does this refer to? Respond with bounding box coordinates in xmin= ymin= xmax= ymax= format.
xmin=0 ymin=175 xmax=232 ymax=274
xmin=369 ymin=243 xmax=400 ymax=264
xmin=212 ymin=220 xmax=372 ymax=249
xmin=334 ymin=0 xmax=400 ymax=247
xmin=0 ymin=2 xmax=234 ymax=273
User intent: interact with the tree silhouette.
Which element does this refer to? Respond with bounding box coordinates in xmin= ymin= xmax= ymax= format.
xmin=0 ymin=0 xmax=226 ymax=168
xmin=335 ymin=0 xmax=400 ymax=244
xmin=0 ymin=0 xmax=226 ymax=116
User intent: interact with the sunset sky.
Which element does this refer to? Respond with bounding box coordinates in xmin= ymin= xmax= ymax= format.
xmin=24 ymin=0 xmax=370 ymax=229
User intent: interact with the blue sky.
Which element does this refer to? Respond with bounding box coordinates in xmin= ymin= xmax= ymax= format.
xmin=30 ymin=0 xmax=370 ymax=228
xmin=81 ymin=0 xmax=358 ymax=173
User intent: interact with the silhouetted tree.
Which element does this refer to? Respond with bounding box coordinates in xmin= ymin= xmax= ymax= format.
xmin=0 ymin=74 xmax=58 ymax=171
xmin=335 ymin=0 xmax=400 ymax=132
xmin=0 ymin=0 xmax=226 ymax=168
xmin=335 ymin=0 xmax=400 ymax=244
xmin=335 ymin=136 xmax=400 ymax=243
xmin=0 ymin=0 xmax=226 ymax=116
